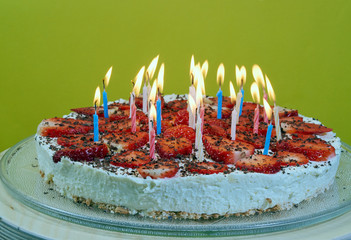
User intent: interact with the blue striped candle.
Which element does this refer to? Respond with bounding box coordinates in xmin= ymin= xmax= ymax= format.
xmin=156 ymin=98 xmax=162 ymax=134
xmin=216 ymin=88 xmax=223 ymax=119
xmin=239 ymin=88 xmax=244 ymax=116
xmin=263 ymin=123 xmax=273 ymax=155
xmin=93 ymin=111 xmax=99 ymax=141
xmin=103 ymin=89 xmax=108 ymax=118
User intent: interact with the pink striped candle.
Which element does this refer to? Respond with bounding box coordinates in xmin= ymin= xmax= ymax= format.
xmin=150 ymin=121 xmax=156 ymax=159
xmin=253 ymin=104 xmax=259 ymax=134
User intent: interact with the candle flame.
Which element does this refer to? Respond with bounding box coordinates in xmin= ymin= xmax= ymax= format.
xmin=196 ymin=80 xmax=203 ymax=107
xmin=190 ymin=55 xmax=195 ymax=78
xmin=263 ymin=98 xmax=273 ymax=121
xmin=93 ymin=86 xmax=101 ymax=106
xmin=201 ymin=60 xmax=209 ymax=79
xmin=235 ymin=65 xmax=246 ymax=87
xmin=193 ymin=63 xmax=201 ymax=87
xmin=149 ymin=80 xmax=157 ymax=103
xmin=252 ymin=64 xmax=265 ymax=88
xmin=150 ymin=104 xmax=157 ymax=122
xmin=103 ymin=66 xmax=113 ymax=88
xmin=265 ymin=74 xmax=276 ymax=102
xmin=250 ymin=82 xmax=260 ymax=104
xmin=229 ymin=81 xmax=236 ymax=103
xmin=198 ymin=71 xmax=206 ymax=96
xmin=188 ymin=95 xmax=196 ymax=113
xmin=146 ymin=55 xmax=159 ymax=80
xmin=133 ymin=66 xmax=145 ymax=96
xmin=157 ymin=63 xmax=164 ymax=93
xmin=216 ymin=63 xmax=225 ymax=87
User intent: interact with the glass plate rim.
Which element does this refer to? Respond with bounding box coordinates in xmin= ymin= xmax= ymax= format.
xmin=1 ymin=135 xmax=351 ymax=237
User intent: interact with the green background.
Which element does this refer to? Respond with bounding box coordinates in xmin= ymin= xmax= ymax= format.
xmin=1 ymin=0 xmax=350 ymax=150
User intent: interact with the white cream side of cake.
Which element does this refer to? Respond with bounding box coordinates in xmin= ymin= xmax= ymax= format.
xmin=35 ymin=94 xmax=342 ymax=216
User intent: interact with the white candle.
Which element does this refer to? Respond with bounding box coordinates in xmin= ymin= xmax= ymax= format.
xmin=142 ymin=83 xmax=148 ymax=114
xmin=231 ymin=108 xmax=237 ymax=140
xmin=274 ymin=104 xmax=282 ymax=140
xmin=195 ymin=109 xmax=204 ymax=161
xmin=236 ymin=91 xmax=242 ymax=122
xmin=189 ymin=85 xmax=196 ymax=105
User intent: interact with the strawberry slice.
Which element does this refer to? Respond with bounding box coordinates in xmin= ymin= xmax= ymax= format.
xmin=203 ymin=135 xmax=255 ymax=164
xmin=110 ymin=150 xmax=151 ymax=169
xmin=204 ymin=118 xmax=230 ymax=129
xmin=163 ymin=125 xmax=196 ymax=142
xmin=101 ymin=131 xmax=148 ymax=152
xmin=137 ymin=161 xmax=179 ymax=179
xmin=276 ymin=151 xmax=309 ymax=167
xmin=279 ymin=116 xmax=303 ymax=123
xmin=165 ymin=99 xmax=187 ymax=110
xmin=236 ymin=155 xmax=281 ymax=174
xmin=71 ymin=105 xmax=120 ymax=117
xmin=156 ymin=137 xmax=193 ymax=159
xmin=205 ymin=107 xmax=231 ymax=119
xmin=278 ymin=108 xmax=298 ymax=118
xmin=109 ymin=102 xmax=130 ymax=110
xmin=207 ymin=96 xmax=235 ymax=109
xmin=276 ymin=136 xmax=336 ymax=161
xmin=174 ymin=109 xmax=189 ymax=125
xmin=203 ymin=123 xmax=227 ymax=137
xmin=281 ymin=121 xmax=332 ymax=135
xmin=235 ymin=130 xmax=266 ymax=149
xmin=37 ymin=118 xmax=93 ymax=137
xmin=53 ymin=142 xmax=109 ymax=163
xmin=99 ymin=118 xmax=142 ymax=134
xmin=57 ymin=134 xmax=94 ymax=147
xmin=134 ymin=97 xmax=143 ymax=109
xmin=188 ymin=161 xmax=229 ymax=175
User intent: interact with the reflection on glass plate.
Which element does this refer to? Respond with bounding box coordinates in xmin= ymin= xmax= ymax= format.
xmin=1 ymin=136 xmax=351 ymax=237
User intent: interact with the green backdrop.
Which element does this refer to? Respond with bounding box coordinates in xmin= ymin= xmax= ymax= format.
xmin=1 ymin=0 xmax=350 ymax=150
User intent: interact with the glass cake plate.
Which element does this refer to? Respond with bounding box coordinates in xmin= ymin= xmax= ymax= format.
xmin=1 ymin=135 xmax=351 ymax=237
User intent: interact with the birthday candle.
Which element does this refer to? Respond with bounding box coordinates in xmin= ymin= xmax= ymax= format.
xmin=102 ymin=67 xmax=112 ymax=118
xmin=142 ymin=83 xmax=148 ymax=114
xmin=265 ymin=74 xmax=282 ymax=141
xmin=188 ymin=95 xmax=196 ymax=129
xmin=263 ymin=123 xmax=273 ymax=155
xmin=263 ymin=99 xmax=273 ymax=155
xmin=93 ymin=87 xmax=101 ymax=142
xmin=217 ymin=89 xmax=223 ymax=119
xmin=239 ymin=88 xmax=244 ymax=116
xmin=250 ymin=82 xmax=260 ymax=134
xmin=149 ymin=105 xmax=156 ymax=159
xmin=216 ymin=63 xmax=225 ymax=119
xmin=156 ymin=97 xmax=161 ymax=134
xmin=231 ymin=108 xmax=237 ymax=140
xmin=235 ymin=65 xmax=246 ymax=117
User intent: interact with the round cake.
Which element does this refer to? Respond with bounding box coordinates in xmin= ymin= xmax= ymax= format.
xmin=35 ymin=94 xmax=341 ymax=219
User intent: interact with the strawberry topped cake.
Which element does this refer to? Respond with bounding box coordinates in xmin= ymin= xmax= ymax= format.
xmin=35 ymin=94 xmax=341 ymax=219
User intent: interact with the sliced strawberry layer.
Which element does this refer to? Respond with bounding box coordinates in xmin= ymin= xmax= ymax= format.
xmin=165 ymin=99 xmax=187 ymax=110
xmin=278 ymin=108 xmax=298 ymax=118
xmin=281 ymin=121 xmax=332 ymax=135
xmin=134 ymin=97 xmax=143 ymax=109
xmin=57 ymin=134 xmax=94 ymax=147
xmin=235 ymin=130 xmax=266 ymax=149
xmin=188 ymin=161 xmax=229 ymax=175
xmin=53 ymin=142 xmax=109 ymax=163
xmin=109 ymin=102 xmax=130 ymax=110
xmin=203 ymin=135 xmax=255 ymax=164
xmin=38 ymin=118 xmax=93 ymax=137
xmin=101 ymin=132 xmax=148 ymax=152
xmin=203 ymin=123 xmax=227 ymax=137
xmin=174 ymin=109 xmax=189 ymax=125
xmin=156 ymin=137 xmax=193 ymax=159
xmin=163 ymin=125 xmax=196 ymax=143
xmin=110 ymin=150 xmax=151 ymax=169
xmin=205 ymin=107 xmax=231 ymax=119
xmin=137 ymin=161 xmax=179 ymax=179
xmin=99 ymin=118 xmax=141 ymax=134
xmin=71 ymin=105 xmax=120 ymax=117
xmin=276 ymin=136 xmax=336 ymax=161
xmin=207 ymin=96 xmax=235 ymax=109
xmin=108 ymin=109 xmax=148 ymax=123
xmin=204 ymin=118 xmax=230 ymax=129
xmin=279 ymin=116 xmax=303 ymax=123
xmin=236 ymin=155 xmax=281 ymax=174
xmin=276 ymin=151 xmax=309 ymax=167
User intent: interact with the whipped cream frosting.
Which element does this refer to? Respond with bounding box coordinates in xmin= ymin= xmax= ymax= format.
xmin=35 ymin=94 xmax=342 ymax=217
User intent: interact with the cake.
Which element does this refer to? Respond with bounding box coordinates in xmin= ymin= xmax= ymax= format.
xmin=35 ymin=94 xmax=341 ymax=219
